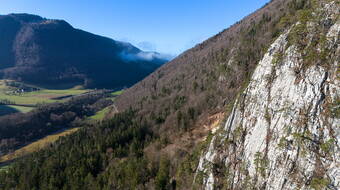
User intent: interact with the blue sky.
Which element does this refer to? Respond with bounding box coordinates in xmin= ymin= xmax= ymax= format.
xmin=0 ymin=0 xmax=270 ymax=56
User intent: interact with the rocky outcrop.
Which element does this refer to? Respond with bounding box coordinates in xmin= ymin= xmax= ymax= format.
xmin=195 ymin=1 xmax=340 ymax=189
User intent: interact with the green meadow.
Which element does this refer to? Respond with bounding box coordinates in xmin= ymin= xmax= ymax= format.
xmin=0 ymin=80 xmax=90 ymax=115
xmin=90 ymin=106 xmax=111 ymax=120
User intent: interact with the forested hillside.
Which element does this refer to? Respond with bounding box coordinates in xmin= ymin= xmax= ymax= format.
xmin=0 ymin=0 xmax=339 ymax=189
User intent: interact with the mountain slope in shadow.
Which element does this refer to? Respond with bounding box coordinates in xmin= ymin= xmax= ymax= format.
xmin=0 ymin=14 xmax=167 ymax=89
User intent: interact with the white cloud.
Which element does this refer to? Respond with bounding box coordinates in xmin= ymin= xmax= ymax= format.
xmin=120 ymin=51 xmax=174 ymax=63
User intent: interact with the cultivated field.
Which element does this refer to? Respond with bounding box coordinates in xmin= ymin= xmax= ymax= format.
xmin=0 ymin=80 xmax=89 ymax=104
xmin=0 ymin=80 xmax=90 ymax=115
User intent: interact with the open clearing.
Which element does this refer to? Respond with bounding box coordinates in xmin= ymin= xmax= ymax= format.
xmin=0 ymin=105 xmax=34 ymax=116
xmin=90 ymin=106 xmax=111 ymax=120
xmin=0 ymin=80 xmax=90 ymax=115
xmin=0 ymin=105 xmax=34 ymax=113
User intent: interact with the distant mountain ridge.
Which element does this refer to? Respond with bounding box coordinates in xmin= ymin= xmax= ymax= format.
xmin=0 ymin=13 xmax=167 ymax=89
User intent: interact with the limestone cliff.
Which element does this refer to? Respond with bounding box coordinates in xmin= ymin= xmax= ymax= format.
xmin=195 ymin=1 xmax=339 ymax=189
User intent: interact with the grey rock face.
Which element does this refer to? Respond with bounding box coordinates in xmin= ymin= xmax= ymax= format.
xmin=195 ymin=1 xmax=340 ymax=189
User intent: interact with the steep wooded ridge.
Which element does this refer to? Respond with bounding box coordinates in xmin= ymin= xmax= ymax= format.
xmin=0 ymin=14 xmax=166 ymax=89
xmin=0 ymin=0 xmax=339 ymax=189
xmin=115 ymin=0 xmax=297 ymax=139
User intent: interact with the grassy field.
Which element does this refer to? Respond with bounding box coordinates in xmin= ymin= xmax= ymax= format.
xmin=0 ymin=105 xmax=17 ymax=116
xmin=0 ymin=105 xmax=34 ymax=116
xmin=0 ymin=128 xmax=80 ymax=163
xmin=111 ymin=90 xmax=123 ymax=96
xmin=3 ymin=105 xmax=34 ymax=113
xmin=89 ymin=90 xmax=123 ymax=120
xmin=88 ymin=90 xmax=122 ymax=120
xmin=0 ymin=80 xmax=89 ymax=115
xmin=90 ymin=106 xmax=111 ymax=120
xmin=0 ymin=88 xmax=89 ymax=105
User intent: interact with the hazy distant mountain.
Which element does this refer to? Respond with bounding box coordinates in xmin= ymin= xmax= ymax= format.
xmin=0 ymin=13 xmax=167 ymax=89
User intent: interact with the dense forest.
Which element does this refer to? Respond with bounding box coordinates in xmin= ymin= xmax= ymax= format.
xmin=0 ymin=110 xmax=177 ymax=190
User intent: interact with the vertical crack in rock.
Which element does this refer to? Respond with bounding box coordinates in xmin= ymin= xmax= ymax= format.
xmin=313 ymin=71 xmax=328 ymax=119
